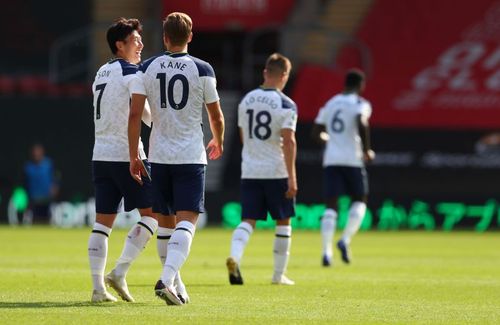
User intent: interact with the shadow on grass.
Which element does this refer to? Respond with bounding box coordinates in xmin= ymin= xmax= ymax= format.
xmin=0 ymin=301 xmax=122 ymax=309
xmin=129 ymin=283 xmax=225 ymax=288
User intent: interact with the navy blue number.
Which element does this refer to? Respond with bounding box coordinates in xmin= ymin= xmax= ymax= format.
xmin=157 ymin=73 xmax=189 ymax=110
xmin=331 ymin=110 xmax=345 ymax=133
xmin=246 ymin=109 xmax=272 ymax=140
xmin=156 ymin=73 xmax=167 ymax=108
xmin=168 ymin=74 xmax=189 ymax=110
xmin=95 ymin=83 xmax=107 ymax=120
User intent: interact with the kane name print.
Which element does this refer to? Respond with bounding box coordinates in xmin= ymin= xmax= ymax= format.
xmin=160 ymin=61 xmax=188 ymax=71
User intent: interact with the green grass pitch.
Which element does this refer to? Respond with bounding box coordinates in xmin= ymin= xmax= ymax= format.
xmin=0 ymin=226 xmax=499 ymax=324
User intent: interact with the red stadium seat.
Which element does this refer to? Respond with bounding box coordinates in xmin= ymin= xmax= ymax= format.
xmin=18 ymin=75 xmax=50 ymax=96
xmin=291 ymin=65 xmax=344 ymax=122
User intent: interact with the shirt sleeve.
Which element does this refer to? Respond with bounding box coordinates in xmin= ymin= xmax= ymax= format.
xmin=281 ymin=107 xmax=298 ymax=131
xmin=359 ymin=101 xmax=372 ymax=119
xmin=125 ymin=73 xmax=146 ymax=96
xmin=314 ymin=106 xmax=328 ymax=125
xmin=142 ymin=99 xmax=152 ymax=127
xmin=237 ymin=100 xmax=244 ymax=128
xmin=202 ymin=76 xmax=220 ymax=104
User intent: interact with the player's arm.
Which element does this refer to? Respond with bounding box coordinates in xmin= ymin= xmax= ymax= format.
xmin=357 ymin=114 xmax=375 ymax=163
xmin=141 ymin=99 xmax=152 ymax=127
xmin=311 ymin=106 xmax=329 ymax=145
xmin=238 ymin=97 xmax=248 ymax=145
xmin=311 ymin=123 xmax=328 ymax=145
xmin=281 ymin=128 xmax=297 ymax=198
xmin=128 ymin=93 xmax=147 ymax=184
xmin=205 ymin=101 xmax=225 ymax=160
xmin=239 ymin=127 xmax=244 ymax=145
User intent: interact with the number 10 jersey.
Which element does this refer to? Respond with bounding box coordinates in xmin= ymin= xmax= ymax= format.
xmin=138 ymin=52 xmax=219 ymax=165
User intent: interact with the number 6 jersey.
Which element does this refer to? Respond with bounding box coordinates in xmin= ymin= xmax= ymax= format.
xmin=238 ymin=87 xmax=298 ymax=179
xmin=138 ymin=52 xmax=219 ymax=165
xmin=314 ymin=93 xmax=372 ymax=167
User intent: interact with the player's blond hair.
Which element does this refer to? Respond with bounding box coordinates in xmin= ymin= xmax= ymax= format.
xmin=163 ymin=12 xmax=192 ymax=47
xmin=265 ymin=53 xmax=291 ymax=76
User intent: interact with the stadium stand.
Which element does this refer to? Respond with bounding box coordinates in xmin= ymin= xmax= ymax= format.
xmin=292 ymin=0 xmax=500 ymax=128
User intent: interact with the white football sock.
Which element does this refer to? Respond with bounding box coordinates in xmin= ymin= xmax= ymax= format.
xmin=321 ymin=209 xmax=337 ymax=258
xmin=230 ymin=221 xmax=253 ymax=264
xmin=174 ymin=271 xmax=186 ymax=293
xmin=157 ymin=227 xmax=175 ymax=266
xmin=88 ymin=223 xmax=112 ymax=291
xmin=341 ymin=202 xmax=366 ymax=245
xmin=157 ymin=227 xmax=185 ymax=291
xmin=160 ymin=221 xmax=195 ymax=287
xmin=114 ymin=216 xmax=158 ymax=277
xmin=273 ymin=225 xmax=292 ymax=277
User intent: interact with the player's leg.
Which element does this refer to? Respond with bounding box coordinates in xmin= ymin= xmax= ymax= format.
xmin=156 ymin=210 xmax=197 ymax=305
xmin=88 ymin=161 xmax=120 ymax=302
xmin=156 ymin=214 xmax=176 ymax=265
xmin=341 ymin=197 xmax=367 ymax=245
xmin=337 ymin=167 xmax=369 ymax=263
xmin=165 ymin=211 xmax=193 ymax=304
xmin=272 ymin=218 xmax=295 ymax=285
xmin=160 ymin=210 xmax=198 ymax=286
xmin=322 ymin=197 xmax=338 ymax=267
xmin=89 ymin=213 xmax=118 ymax=302
xmin=227 ymin=218 xmax=255 ymax=285
xmin=106 ymin=161 xmax=158 ymax=301
xmin=321 ymin=166 xmax=342 ymax=266
xmin=156 ymin=164 xmax=204 ymax=305
xmin=269 ymin=179 xmax=295 ymax=285
xmin=106 ymin=206 xmax=157 ymax=302
xmin=112 ymin=207 xmax=157 ymax=278
xmin=227 ymin=179 xmax=263 ymax=285
xmin=173 ymin=268 xmax=189 ymax=304
xmin=229 ymin=218 xmax=256 ymax=266
xmin=155 ymin=213 xmax=190 ymax=303
xmin=152 ymin=163 xmax=176 ymax=267
xmin=148 ymin=163 xmax=183 ymax=305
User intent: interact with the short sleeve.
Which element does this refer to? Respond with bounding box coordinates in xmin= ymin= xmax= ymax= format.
xmin=314 ymin=106 xmax=328 ymax=125
xmin=202 ymin=76 xmax=220 ymax=104
xmin=125 ymin=73 xmax=146 ymax=96
xmin=142 ymin=99 xmax=152 ymax=127
xmin=237 ymin=101 xmax=245 ymax=128
xmin=281 ymin=108 xmax=298 ymax=131
xmin=359 ymin=101 xmax=372 ymax=119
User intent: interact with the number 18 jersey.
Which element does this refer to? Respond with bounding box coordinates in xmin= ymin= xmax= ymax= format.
xmin=314 ymin=93 xmax=372 ymax=167
xmin=238 ymin=88 xmax=298 ymax=179
xmin=138 ymin=52 xmax=219 ymax=165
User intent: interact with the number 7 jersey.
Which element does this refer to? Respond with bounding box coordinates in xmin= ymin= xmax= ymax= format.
xmin=92 ymin=58 xmax=147 ymax=162
xmin=138 ymin=52 xmax=219 ymax=164
xmin=314 ymin=93 xmax=372 ymax=167
xmin=238 ymin=87 xmax=298 ymax=179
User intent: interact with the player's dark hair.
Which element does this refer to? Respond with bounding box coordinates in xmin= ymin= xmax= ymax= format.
xmin=106 ymin=17 xmax=142 ymax=55
xmin=163 ymin=12 xmax=192 ymax=47
xmin=344 ymin=68 xmax=365 ymax=90
xmin=265 ymin=53 xmax=291 ymax=76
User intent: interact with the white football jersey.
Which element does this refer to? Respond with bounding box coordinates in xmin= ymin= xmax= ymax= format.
xmin=315 ymin=93 xmax=372 ymax=167
xmin=138 ymin=52 xmax=219 ymax=164
xmin=238 ymin=88 xmax=298 ymax=179
xmin=92 ymin=58 xmax=147 ymax=162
